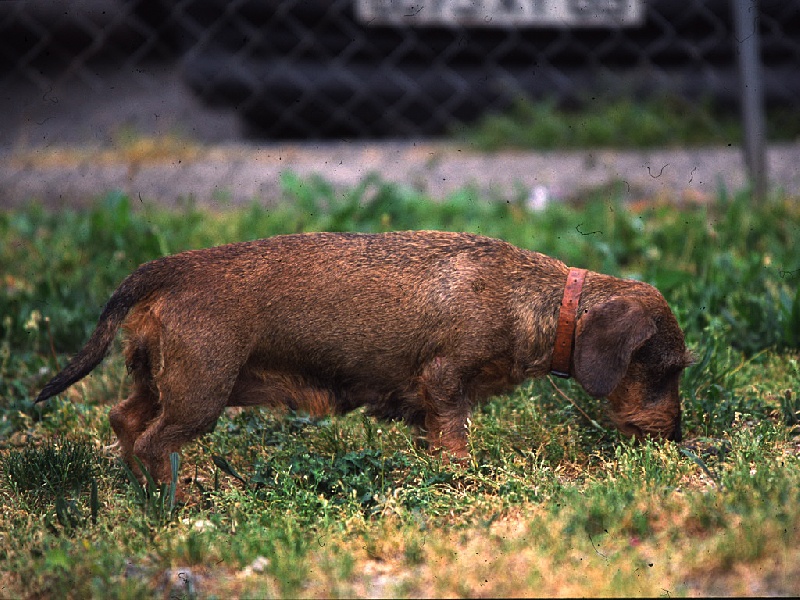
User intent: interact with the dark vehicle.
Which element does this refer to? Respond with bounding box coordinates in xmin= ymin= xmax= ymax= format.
xmin=174 ymin=0 xmax=800 ymax=137
xmin=3 ymin=0 xmax=798 ymax=138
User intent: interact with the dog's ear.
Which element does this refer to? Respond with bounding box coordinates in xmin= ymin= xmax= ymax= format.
xmin=572 ymin=297 xmax=656 ymax=398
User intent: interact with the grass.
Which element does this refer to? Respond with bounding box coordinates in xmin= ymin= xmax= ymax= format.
xmin=457 ymin=95 xmax=800 ymax=150
xmin=0 ymin=176 xmax=799 ymax=597
xmin=1 ymin=438 xmax=98 ymax=508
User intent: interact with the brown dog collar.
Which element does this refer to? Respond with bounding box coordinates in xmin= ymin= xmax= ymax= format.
xmin=550 ymin=267 xmax=588 ymax=378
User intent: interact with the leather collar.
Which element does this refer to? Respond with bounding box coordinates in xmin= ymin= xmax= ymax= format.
xmin=550 ymin=267 xmax=588 ymax=378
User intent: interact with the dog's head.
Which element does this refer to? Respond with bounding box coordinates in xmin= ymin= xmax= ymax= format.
xmin=571 ymin=293 xmax=693 ymax=442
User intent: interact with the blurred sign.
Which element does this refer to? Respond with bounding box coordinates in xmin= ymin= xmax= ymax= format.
xmin=356 ymin=0 xmax=644 ymax=27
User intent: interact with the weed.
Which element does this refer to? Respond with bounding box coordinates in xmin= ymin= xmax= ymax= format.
xmin=780 ymin=385 xmax=799 ymax=429
xmin=117 ymin=452 xmax=181 ymax=526
xmin=1 ymin=438 xmax=98 ymax=508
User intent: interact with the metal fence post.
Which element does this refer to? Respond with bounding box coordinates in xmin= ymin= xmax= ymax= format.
xmin=732 ymin=0 xmax=768 ymax=200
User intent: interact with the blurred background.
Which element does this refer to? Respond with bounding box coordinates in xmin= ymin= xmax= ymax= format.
xmin=1 ymin=0 xmax=799 ymax=205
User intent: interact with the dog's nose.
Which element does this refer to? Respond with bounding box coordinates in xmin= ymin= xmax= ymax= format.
xmin=668 ymin=417 xmax=682 ymax=443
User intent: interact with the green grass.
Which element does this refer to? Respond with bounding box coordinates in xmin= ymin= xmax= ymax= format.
xmin=1 ymin=177 xmax=799 ymax=597
xmin=457 ymin=95 xmax=800 ymax=150
xmin=1 ymin=438 xmax=98 ymax=509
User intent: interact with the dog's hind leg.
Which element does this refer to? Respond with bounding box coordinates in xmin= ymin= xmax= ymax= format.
xmin=111 ymin=323 xmax=162 ymax=475
xmin=130 ymin=347 xmax=242 ymax=483
xmin=109 ymin=383 xmax=160 ymax=472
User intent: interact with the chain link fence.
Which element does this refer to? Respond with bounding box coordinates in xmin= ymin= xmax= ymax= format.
xmin=1 ymin=0 xmax=799 ymax=139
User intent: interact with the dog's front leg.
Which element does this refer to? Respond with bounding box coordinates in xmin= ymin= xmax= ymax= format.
xmin=417 ymin=357 xmax=471 ymax=460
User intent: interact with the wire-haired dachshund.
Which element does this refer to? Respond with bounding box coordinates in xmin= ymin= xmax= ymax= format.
xmin=37 ymin=231 xmax=692 ymax=483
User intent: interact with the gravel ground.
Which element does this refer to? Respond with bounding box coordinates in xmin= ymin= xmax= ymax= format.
xmin=2 ymin=63 xmax=799 ymax=210
xmin=3 ymin=141 xmax=800 ymax=211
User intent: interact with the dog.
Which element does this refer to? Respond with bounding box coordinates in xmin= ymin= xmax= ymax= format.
xmin=36 ymin=231 xmax=692 ymax=483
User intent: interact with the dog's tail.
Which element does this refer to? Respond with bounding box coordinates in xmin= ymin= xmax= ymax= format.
xmin=35 ymin=260 xmax=168 ymax=404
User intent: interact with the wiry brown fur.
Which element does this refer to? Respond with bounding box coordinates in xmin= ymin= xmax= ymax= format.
xmin=36 ymin=231 xmax=692 ymax=483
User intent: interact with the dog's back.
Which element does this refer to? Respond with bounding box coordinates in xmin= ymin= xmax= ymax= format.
xmin=127 ymin=230 xmax=561 ymax=379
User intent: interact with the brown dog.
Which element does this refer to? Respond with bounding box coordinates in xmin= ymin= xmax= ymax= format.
xmin=36 ymin=231 xmax=692 ymax=482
